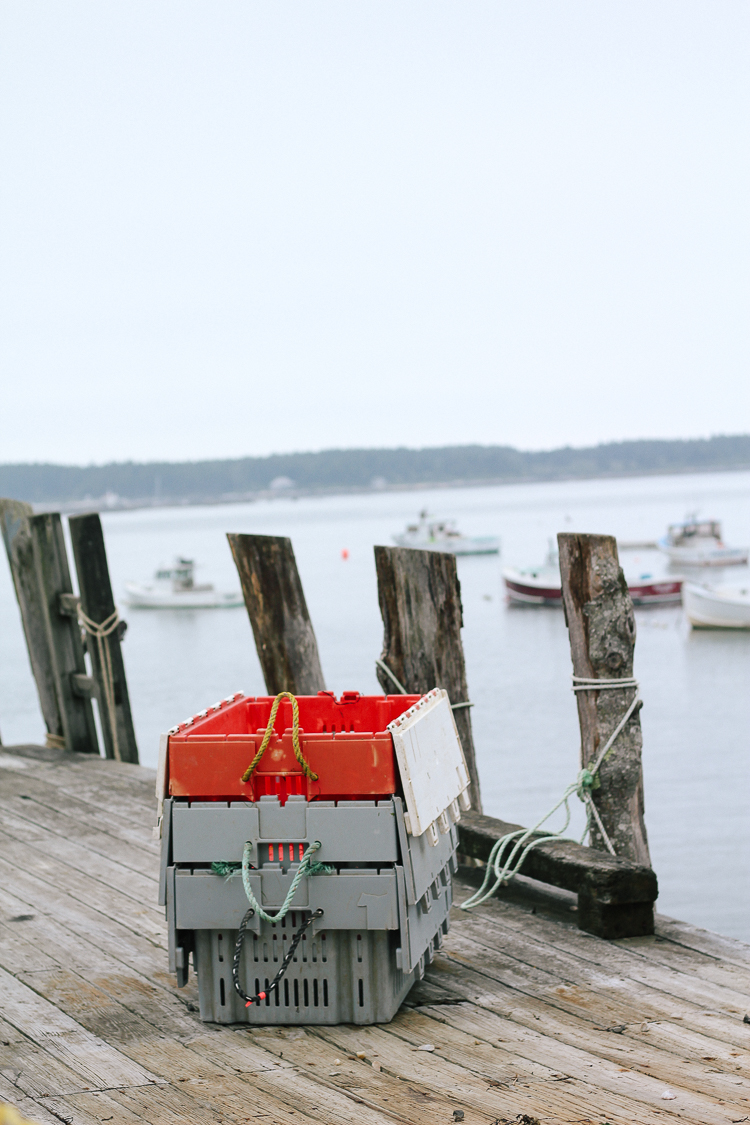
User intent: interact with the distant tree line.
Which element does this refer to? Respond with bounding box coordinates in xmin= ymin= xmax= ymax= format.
xmin=2 ymin=435 xmax=750 ymax=505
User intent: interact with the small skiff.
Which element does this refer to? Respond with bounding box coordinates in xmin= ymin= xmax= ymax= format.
xmin=658 ymin=518 xmax=749 ymax=567
xmin=683 ymin=582 xmax=750 ymax=628
xmin=503 ymin=554 xmax=683 ymax=607
xmin=393 ymin=511 xmax=500 ymax=556
xmin=123 ymin=558 xmax=244 ymax=609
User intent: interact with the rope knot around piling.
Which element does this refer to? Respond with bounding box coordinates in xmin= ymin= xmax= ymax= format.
xmin=78 ymin=605 xmax=122 ymax=762
xmin=459 ymin=674 xmax=642 ymax=912
xmin=576 ymin=767 xmax=597 ymax=799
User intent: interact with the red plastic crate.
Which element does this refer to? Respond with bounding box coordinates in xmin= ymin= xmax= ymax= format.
xmin=168 ymin=691 xmax=421 ymax=803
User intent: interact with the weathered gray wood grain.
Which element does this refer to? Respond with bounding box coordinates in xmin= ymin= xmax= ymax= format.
xmin=558 ymin=532 xmax=651 ymax=867
xmin=30 ymin=513 xmax=100 ymax=754
xmin=227 ymin=533 xmax=325 ymax=695
xmin=374 ymin=545 xmax=482 ymax=811
xmin=2 ymin=748 xmax=749 ymax=1125
xmin=1 ymin=506 xmax=99 ymax=754
xmin=0 ymin=498 xmax=62 ymax=742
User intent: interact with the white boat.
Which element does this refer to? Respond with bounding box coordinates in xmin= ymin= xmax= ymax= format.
xmin=393 ymin=511 xmax=500 ymax=556
xmin=658 ymin=518 xmax=749 ymax=567
xmin=123 ymin=558 xmax=244 ymax=609
xmin=503 ymin=547 xmax=683 ymax=606
xmin=683 ymin=582 xmax=750 ymax=628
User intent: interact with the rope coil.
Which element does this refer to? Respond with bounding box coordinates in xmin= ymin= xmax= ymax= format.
xmin=240 ymin=691 xmax=318 ymax=784
xmin=78 ymin=606 xmax=122 ymax=761
xmin=460 ymin=674 xmax=640 ymax=911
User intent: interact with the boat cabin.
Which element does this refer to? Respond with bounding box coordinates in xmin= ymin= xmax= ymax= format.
xmin=667 ymin=519 xmax=723 ymax=545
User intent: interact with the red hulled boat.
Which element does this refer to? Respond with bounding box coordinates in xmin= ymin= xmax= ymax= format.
xmin=503 ymin=557 xmax=682 ymax=607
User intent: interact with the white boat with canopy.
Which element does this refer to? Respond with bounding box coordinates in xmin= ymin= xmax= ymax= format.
xmin=658 ymin=518 xmax=749 ymax=567
xmin=123 ymin=558 xmax=244 ymax=609
xmin=393 ymin=511 xmax=500 ymax=556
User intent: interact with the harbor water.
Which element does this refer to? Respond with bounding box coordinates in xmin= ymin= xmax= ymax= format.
xmin=1 ymin=469 xmax=749 ymax=939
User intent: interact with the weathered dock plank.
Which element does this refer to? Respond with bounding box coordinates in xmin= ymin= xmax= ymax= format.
xmin=2 ymin=745 xmax=750 ymax=1125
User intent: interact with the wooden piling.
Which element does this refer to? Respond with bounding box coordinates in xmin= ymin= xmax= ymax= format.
xmin=0 ymin=506 xmax=99 ymax=754
xmin=373 ymin=545 xmax=482 ymax=813
xmin=69 ymin=513 xmax=139 ymax=764
xmin=1 ymin=498 xmax=64 ymax=745
xmin=558 ymin=532 xmax=651 ymax=867
xmin=227 ymin=533 xmax=325 ymax=695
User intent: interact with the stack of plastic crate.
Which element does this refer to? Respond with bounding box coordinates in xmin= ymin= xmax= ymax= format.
xmin=156 ymin=688 xmax=471 ymax=1025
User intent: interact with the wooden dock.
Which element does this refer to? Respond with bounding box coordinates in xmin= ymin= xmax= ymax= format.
xmin=2 ymin=747 xmax=750 ymax=1125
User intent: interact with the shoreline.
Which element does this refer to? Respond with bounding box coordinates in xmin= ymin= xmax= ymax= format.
xmin=28 ymin=460 xmax=750 ymax=516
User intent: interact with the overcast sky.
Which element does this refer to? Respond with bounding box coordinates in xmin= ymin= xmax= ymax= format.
xmin=1 ymin=3 xmax=748 ymax=465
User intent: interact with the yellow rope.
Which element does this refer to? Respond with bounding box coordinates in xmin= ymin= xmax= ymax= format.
xmin=240 ymin=691 xmax=318 ymax=784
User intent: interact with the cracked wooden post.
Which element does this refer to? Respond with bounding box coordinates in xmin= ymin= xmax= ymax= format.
xmin=1 ymin=498 xmax=63 ymax=745
xmin=374 ymin=545 xmax=482 ymax=813
xmin=1 ymin=502 xmax=99 ymax=754
xmin=69 ymin=512 xmax=139 ymax=763
xmin=227 ymin=533 xmax=325 ymax=695
xmin=558 ymin=532 xmax=651 ymax=867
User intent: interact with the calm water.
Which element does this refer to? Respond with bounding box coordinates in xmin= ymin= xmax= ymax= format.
xmin=2 ymin=470 xmax=749 ymax=938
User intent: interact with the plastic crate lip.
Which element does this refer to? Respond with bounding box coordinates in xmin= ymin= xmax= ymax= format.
xmin=168 ymin=692 xmax=421 ymax=740
xmin=166 ymin=693 xmax=418 ymax=804
xmin=171 ymin=797 xmax=393 ymax=807
xmin=176 ymin=731 xmax=395 ymax=743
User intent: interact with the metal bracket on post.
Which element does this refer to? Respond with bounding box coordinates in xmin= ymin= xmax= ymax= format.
xmin=58 ymin=593 xmax=81 ymax=618
xmin=70 ymin=673 xmax=97 ymax=699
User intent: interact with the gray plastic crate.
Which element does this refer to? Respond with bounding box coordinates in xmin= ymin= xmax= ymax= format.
xmin=161 ymin=792 xmax=460 ymax=1023
xmin=171 ymin=796 xmax=399 ymax=867
xmin=172 ymin=867 xmax=401 ymax=931
xmin=195 ymin=918 xmax=417 ymax=1025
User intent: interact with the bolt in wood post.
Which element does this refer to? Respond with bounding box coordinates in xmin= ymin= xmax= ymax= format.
xmin=69 ymin=513 xmax=139 ymax=764
xmin=558 ymin=532 xmax=651 ymax=867
xmin=374 ymin=545 xmax=482 ymax=813
xmin=227 ymin=533 xmax=325 ymax=695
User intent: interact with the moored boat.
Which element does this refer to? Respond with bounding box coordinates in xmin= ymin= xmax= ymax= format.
xmin=658 ymin=518 xmax=749 ymax=567
xmin=123 ymin=558 xmax=244 ymax=609
xmin=683 ymin=582 xmax=750 ymax=628
xmin=503 ymin=551 xmax=683 ymax=607
xmin=393 ymin=511 xmax=500 ymax=556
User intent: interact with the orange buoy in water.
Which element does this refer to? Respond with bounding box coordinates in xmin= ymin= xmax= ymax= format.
xmin=341 ymin=549 xmax=349 ymax=560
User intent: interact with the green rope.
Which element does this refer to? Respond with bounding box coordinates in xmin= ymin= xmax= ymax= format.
xmin=459 ymin=680 xmax=641 ymax=912
xmin=240 ymin=839 xmax=334 ymax=924
xmin=212 ymin=860 xmax=241 ymax=877
xmin=212 ymin=856 xmax=333 ymax=880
